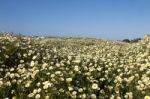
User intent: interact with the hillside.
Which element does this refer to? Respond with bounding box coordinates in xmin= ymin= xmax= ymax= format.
xmin=0 ymin=33 xmax=150 ymax=99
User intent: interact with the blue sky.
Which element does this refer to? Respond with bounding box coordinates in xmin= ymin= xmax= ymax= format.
xmin=0 ymin=0 xmax=150 ymax=40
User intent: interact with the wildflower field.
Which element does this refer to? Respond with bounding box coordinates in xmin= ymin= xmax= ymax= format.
xmin=0 ymin=33 xmax=150 ymax=99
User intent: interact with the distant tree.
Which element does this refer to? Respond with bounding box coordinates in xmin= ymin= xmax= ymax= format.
xmin=130 ymin=38 xmax=141 ymax=43
xmin=122 ymin=38 xmax=141 ymax=43
xmin=122 ymin=39 xmax=130 ymax=43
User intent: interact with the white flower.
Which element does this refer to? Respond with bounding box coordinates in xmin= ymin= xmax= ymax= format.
xmin=144 ymin=96 xmax=150 ymax=99
xmin=81 ymin=94 xmax=86 ymax=98
xmin=49 ymin=66 xmax=53 ymax=70
xmin=140 ymin=84 xmax=145 ymax=88
xmin=43 ymin=85 xmax=49 ymax=89
xmin=37 ymin=88 xmax=41 ymax=93
xmin=45 ymin=95 xmax=49 ymax=99
xmin=91 ymin=94 xmax=96 ymax=99
xmin=74 ymin=65 xmax=79 ymax=71
xmin=97 ymin=67 xmax=102 ymax=71
xmin=78 ymin=88 xmax=83 ymax=93
xmin=0 ymin=80 xmax=3 ymax=86
xmin=42 ymin=63 xmax=48 ymax=69
xmin=32 ymin=56 xmax=37 ymax=60
xmin=36 ymin=82 xmax=41 ymax=87
xmin=6 ymin=81 xmax=11 ymax=86
xmin=56 ymin=63 xmax=61 ymax=67
xmin=28 ymin=93 xmax=34 ymax=97
xmin=33 ymin=89 xmax=38 ymax=94
xmin=10 ymin=68 xmax=15 ymax=71
xmin=73 ymin=59 xmax=81 ymax=64
xmin=66 ymin=78 xmax=72 ymax=83
xmin=92 ymin=83 xmax=98 ymax=90
xmin=116 ymin=96 xmax=121 ymax=99
xmin=59 ymin=88 xmax=64 ymax=92
xmin=35 ymin=94 xmax=40 ymax=99
xmin=110 ymin=95 xmax=115 ymax=99
xmin=25 ymin=82 xmax=31 ymax=87
xmin=72 ymin=91 xmax=77 ymax=95
xmin=10 ymin=73 xmax=15 ymax=78
xmin=20 ymin=60 xmax=24 ymax=63
xmin=30 ymin=61 xmax=35 ymax=67
xmin=124 ymin=92 xmax=133 ymax=99
xmin=68 ymin=56 xmax=72 ymax=60
xmin=68 ymin=87 xmax=73 ymax=91
xmin=55 ymin=71 xmax=61 ymax=75
xmin=43 ymin=81 xmax=52 ymax=89
xmin=51 ymin=74 xmax=55 ymax=78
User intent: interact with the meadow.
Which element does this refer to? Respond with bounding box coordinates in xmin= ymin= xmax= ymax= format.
xmin=0 ymin=33 xmax=150 ymax=99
